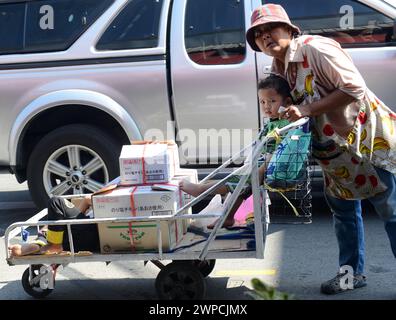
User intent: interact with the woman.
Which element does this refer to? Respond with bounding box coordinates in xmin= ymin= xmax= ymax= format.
xmin=245 ymin=3 xmax=396 ymax=294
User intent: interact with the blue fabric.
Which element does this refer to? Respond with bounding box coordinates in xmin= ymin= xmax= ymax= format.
xmin=325 ymin=167 xmax=396 ymax=275
xmin=22 ymin=229 xmax=29 ymax=242
xmin=266 ymin=121 xmax=311 ymax=188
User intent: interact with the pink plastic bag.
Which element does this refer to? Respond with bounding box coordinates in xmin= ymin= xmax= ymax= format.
xmin=234 ymin=195 xmax=254 ymax=223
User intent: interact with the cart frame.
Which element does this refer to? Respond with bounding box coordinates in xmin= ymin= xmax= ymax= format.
xmin=4 ymin=117 xmax=310 ymax=298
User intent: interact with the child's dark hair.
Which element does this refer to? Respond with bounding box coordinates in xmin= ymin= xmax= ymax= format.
xmin=258 ymin=74 xmax=292 ymax=99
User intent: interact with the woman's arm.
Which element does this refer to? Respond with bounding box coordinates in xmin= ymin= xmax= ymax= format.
xmin=281 ymin=89 xmax=356 ymax=121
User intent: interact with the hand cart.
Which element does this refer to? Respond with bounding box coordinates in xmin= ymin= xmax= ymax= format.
xmin=4 ymin=117 xmax=311 ymax=300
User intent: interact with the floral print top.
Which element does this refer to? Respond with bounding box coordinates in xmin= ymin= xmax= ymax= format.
xmin=272 ymin=35 xmax=396 ymax=200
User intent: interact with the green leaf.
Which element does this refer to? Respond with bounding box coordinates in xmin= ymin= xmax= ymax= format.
xmin=249 ymin=278 xmax=295 ymax=300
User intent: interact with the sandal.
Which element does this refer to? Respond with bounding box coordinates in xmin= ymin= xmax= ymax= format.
xmin=321 ymin=273 xmax=367 ymax=295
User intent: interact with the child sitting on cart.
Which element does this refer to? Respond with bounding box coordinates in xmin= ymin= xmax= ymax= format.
xmin=8 ymin=196 xmax=100 ymax=257
xmin=180 ymin=74 xmax=293 ymax=229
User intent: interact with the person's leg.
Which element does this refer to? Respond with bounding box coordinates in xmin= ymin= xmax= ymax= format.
xmin=368 ymin=167 xmax=396 ymax=258
xmin=8 ymin=233 xmax=47 ymax=257
xmin=180 ymin=178 xmax=243 ymax=229
xmin=9 ymin=243 xmax=41 ymax=257
xmin=8 ymin=198 xmax=76 ymax=256
xmin=206 ymin=174 xmax=253 ymax=229
xmin=180 ymin=180 xmax=229 ymax=197
xmin=42 ymin=197 xmax=85 ymax=254
xmin=325 ymin=193 xmax=365 ymax=274
xmin=9 ymin=198 xmax=76 ymax=256
xmin=48 ymin=197 xmax=100 ymax=252
xmin=207 ymin=195 xmax=244 ymax=229
xmin=209 ymin=161 xmax=265 ymax=229
xmin=321 ymin=193 xmax=366 ymax=294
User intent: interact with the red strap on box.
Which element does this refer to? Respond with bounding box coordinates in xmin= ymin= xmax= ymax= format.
xmin=128 ymin=186 xmax=138 ymax=253
xmin=126 ymin=183 xmax=181 ymax=249
xmin=141 ymin=144 xmax=147 ymax=184
xmin=132 ymin=140 xmax=177 ymax=183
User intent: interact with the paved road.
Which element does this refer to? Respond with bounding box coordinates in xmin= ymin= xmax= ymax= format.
xmin=0 ymin=174 xmax=395 ymax=300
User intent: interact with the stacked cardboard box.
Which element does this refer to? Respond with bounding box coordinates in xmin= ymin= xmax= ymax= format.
xmin=98 ymin=220 xmax=183 ymax=253
xmin=119 ymin=141 xmax=179 ymax=185
xmin=93 ymin=185 xmax=184 ymax=253
xmin=92 ymin=140 xmax=197 ymax=253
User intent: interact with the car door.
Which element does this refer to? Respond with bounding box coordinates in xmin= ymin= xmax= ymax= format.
xmin=258 ymin=0 xmax=396 ymax=110
xmin=170 ymin=0 xmax=259 ymax=166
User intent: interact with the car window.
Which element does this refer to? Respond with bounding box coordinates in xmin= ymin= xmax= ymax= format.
xmin=184 ymin=0 xmax=246 ymax=65
xmin=0 ymin=3 xmax=25 ymax=54
xmin=96 ymin=0 xmax=164 ymax=51
xmin=27 ymin=0 xmax=114 ymax=53
xmin=0 ymin=0 xmax=114 ymax=55
xmin=262 ymin=0 xmax=395 ymax=47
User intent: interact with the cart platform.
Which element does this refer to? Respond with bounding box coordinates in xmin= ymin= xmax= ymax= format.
xmin=4 ymin=117 xmax=311 ymax=299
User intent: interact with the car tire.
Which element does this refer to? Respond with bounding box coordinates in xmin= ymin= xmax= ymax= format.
xmin=27 ymin=124 xmax=122 ymax=209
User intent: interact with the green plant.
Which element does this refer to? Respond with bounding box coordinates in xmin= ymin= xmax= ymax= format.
xmin=246 ymin=278 xmax=295 ymax=300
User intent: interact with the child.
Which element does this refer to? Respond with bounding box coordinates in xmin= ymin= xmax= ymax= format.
xmin=8 ymin=195 xmax=98 ymax=257
xmin=8 ymin=178 xmax=124 ymax=257
xmin=180 ymin=74 xmax=293 ymax=229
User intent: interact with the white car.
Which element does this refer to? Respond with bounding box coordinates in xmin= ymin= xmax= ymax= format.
xmin=0 ymin=0 xmax=394 ymax=208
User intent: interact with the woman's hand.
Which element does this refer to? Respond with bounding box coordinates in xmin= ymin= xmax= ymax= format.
xmin=279 ymin=105 xmax=311 ymax=122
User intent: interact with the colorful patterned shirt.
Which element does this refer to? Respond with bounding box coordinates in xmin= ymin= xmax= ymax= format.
xmin=272 ymin=35 xmax=396 ymax=200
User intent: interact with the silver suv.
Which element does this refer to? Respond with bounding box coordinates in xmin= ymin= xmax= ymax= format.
xmin=0 ymin=0 xmax=395 ymax=208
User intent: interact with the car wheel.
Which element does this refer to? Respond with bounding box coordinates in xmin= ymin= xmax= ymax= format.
xmin=27 ymin=124 xmax=122 ymax=209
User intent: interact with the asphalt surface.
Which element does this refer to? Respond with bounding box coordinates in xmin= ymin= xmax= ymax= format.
xmin=0 ymin=174 xmax=395 ymax=300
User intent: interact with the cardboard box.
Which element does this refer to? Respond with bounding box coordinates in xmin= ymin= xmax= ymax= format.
xmin=175 ymin=168 xmax=198 ymax=182
xmin=120 ymin=141 xmax=180 ymax=185
xmin=131 ymin=141 xmax=180 ymax=174
xmin=92 ymin=185 xmax=182 ymax=218
xmin=92 ymin=184 xmax=184 ymax=253
xmin=119 ymin=144 xmax=174 ymax=185
xmin=98 ymin=220 xmax=184 ymax=253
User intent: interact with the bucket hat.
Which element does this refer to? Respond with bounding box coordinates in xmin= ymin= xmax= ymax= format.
xmin=246 ymin=4 xmax=301 ymax=52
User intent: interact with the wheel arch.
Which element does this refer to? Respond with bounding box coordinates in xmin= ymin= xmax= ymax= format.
xmin=10 ymin=90 xmax=142 ymax=182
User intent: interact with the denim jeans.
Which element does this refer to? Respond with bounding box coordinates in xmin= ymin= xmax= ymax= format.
xmin=324 ymin=167 xmax=396 ymax=275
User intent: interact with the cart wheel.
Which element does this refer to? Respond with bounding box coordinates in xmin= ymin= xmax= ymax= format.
xmin=193 ymin=259 xmax=216 ymax=278
xmin=155 ymin=262 xmax=206 ymax=300
xmin=22 ymin=265 xmax=53 ymax=299
xmin=172 ymin=259 xmax=216 ymax=278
